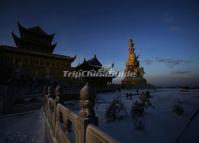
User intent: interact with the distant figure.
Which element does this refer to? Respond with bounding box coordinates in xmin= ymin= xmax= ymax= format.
xmin=136 ymin=89 xmax=139 ymax=95
xmin=126 ymin=93 xmax=129 ymax=99
xmin=145 ymin=91 xmax=151 ymax=98
xmin=126 ymin=93 xmax=133 ymax=100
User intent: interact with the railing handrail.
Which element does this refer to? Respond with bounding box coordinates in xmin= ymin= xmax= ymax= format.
xmin=43 ymin=84 xmax=120 ymax=143
xmin=56 ymin=104 xmax=78 ymax=121
xmin=86 ymin=125 xmax=120 ymax=143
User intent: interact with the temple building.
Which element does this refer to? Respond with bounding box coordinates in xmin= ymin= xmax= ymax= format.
xmin=0 ymin=22 xmax=75 ymax=81
xmin=122 ymin=39 xmax=147 ymax=86
xmin=75 ymin=55 xmax=115 ymax=88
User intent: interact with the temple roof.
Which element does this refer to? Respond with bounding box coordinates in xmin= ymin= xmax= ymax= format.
xmin=12 ymin=22 xmax=57 ymax=53
xmin=86 ymin=54 xmax=102 ymax=66
xmin=0 ymin=45 xmax=76 ymax=62
xmin=76 ymin=55 xmax=102 ymax=70
xmin=12 ymin=32 xmax=56 ymax=53
xmin=28 ymin=26 xmax=50 ymax=36
xmin=17 ymin=22 xmax=54 ymax=39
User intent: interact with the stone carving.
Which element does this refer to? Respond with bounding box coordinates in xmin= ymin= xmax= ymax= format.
xmin=47 ymin=86 xmax=53 ymax=98
xmin=55 ymin=84 xmax=63 ymax=103
xmin=79 ymin=83 xmax=96 ymax=118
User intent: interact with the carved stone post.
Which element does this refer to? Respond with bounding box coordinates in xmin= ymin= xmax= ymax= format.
xmin=77 ymin=83 xmax=98 ymax=143
xmin=44 ymin=85 xmax=52 ymax=115
xmin=43 ymin=85 xmax=47 ymax=113
xmin=79 ymin=83 xmax=97 ymax=119
xmin=47 ymin=86 xmax=53 ymax=98
xmin=54 ymin=84 xmax=63 ymax=122
xmin=55 ymin=84 xmax=62 ymax=104
xmin=42 ymin=85 xmax=47 ymax=96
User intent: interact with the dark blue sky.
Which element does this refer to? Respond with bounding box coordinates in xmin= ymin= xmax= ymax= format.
xmin=0 ymin=0 xmax=199 ymax=86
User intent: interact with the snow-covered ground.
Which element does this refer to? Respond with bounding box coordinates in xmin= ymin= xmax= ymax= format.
xmin=65 ymin=88 xmax=199 ymax=143
xmin=1 ymin=88 xmax=198 ymax=143
xmin=97 ymin=88 xmax=199 ymax=143
xmin=0 ymin=109 xmax=52 ymax=143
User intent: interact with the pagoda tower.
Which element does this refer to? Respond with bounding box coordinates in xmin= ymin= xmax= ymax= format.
xmin=122 ymin=39 xmax=147 ymax=86
xmin=0 ymin=22 xmax=76 ymax=79
xmin=12 ymin=22 xmax=56 ymax=53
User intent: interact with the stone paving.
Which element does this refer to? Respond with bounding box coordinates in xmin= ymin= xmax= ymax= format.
xmin=0 ymin=109 xmax=52 ymax=143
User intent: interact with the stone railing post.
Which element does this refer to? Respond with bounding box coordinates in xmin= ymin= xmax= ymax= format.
xmin=47 ymin=85 xmax=53 ymax=98
xmin=76 ymin=82 xmax=98 ymax=143
xmin=42 ymin=85 xmax=47 ymax=96
xmin=52 ymin=84 xmax=62 ymax=135
xmin=43 ymin=85 xmax=47 ymax=113
xmin=55 ymin=84 xmax=62 ymax=104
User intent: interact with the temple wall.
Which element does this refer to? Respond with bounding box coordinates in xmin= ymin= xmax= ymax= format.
xmin=0 ymin=48 xmax=72 ymax=78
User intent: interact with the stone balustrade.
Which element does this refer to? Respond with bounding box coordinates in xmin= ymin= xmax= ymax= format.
xmin=86 ymin=125 xmax=119 ymax=143
xmin=43 ymin=83 xmax=119 ymax=143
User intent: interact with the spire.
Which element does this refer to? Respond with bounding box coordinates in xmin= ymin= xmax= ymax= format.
xmin=126 ymin=38 xmax=137 ymax=67
xmin=128 ymin=38 xmax=134 ymax=50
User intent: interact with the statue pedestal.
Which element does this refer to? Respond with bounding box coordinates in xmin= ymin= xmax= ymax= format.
xmin=122 ymin=77 xmax=147 ymax=87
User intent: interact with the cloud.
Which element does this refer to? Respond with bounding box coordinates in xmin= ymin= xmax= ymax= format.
xmin=155 ymin=57 xmax=193 ymax=67
xmin=171 ymin=70 xmax=191 ymax=75
xmin=142 ymin=59 xmax=153 ymax=65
